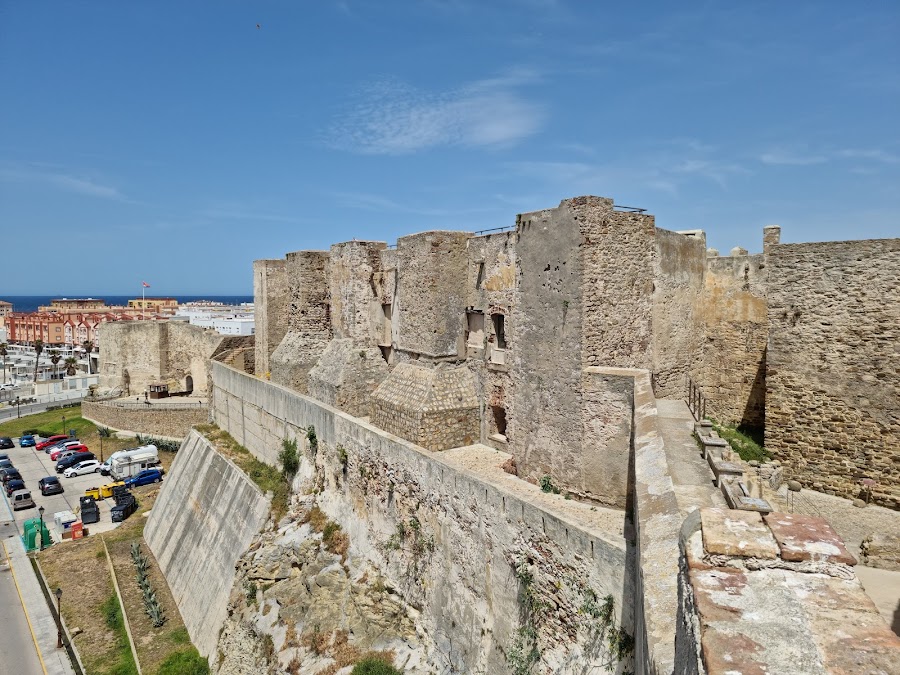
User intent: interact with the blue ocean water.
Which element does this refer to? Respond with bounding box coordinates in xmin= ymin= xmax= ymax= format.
xmin=0 ymin=295 xmax=253 ymax=314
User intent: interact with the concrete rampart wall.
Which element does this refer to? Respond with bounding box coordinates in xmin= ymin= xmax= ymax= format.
xmin=144 ymin=430 xmax=270 ymax=657
xmin=82 ymin=400 xmax=208 ymax=438
xmin=766 ymin=238 xmax=900 ymax=508
xmin=210 ymin=361 xmax=632 ymax=671
xmin=588 ymin=366 xmax=681 ymax=675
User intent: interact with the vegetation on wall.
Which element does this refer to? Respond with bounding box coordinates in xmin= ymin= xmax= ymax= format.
xmin=710 ymin=421 xmax=769 ymax=462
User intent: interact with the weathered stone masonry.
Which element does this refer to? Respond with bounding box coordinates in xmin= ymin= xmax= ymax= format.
xmin=766 ymin=238 xmax=900 ymax=508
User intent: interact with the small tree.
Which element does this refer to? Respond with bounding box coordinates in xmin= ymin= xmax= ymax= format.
xmin=33 ymin=339 xmax=44 ymax=383
xmin=0 ymin=342 xmax=7 ymax=384
xmin=49 ymin=349 xmax=61 ymax=380
xmin=64 ymin=356 xmax=78 ymax=376
xmin=82 ymin=340 xmax=95 ymax=375
xmin=279 ymin=438 xmax=299 ymax=479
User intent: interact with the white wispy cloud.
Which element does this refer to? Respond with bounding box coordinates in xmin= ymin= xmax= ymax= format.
xmin=327 ymin=70 xmax=545 ymax=154
xmin=758 ymin=150 xmax=828 ymax=166
xmin=0 ymin=162 xmax=125 ymax=200
xmin=329 ymin=190 xmax=498 ymax=218
xmin=758 ymin=146 xmax=899 ymax=167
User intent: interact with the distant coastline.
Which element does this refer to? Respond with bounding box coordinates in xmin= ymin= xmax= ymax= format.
xmin=0 ymin=295 xmax=254 ymax=314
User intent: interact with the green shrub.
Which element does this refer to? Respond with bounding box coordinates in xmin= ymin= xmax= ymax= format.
xmin=279 ymin=437 xmax=299 ymax=478
xmin=351 ymin=657 xmax=401 ymax=675
xmin=539 ymin=475 xmax=560 ymax=494
xmin=102 ymin=594 xmax=121 ymax=630
xmin=157 ymin=649 xmax=210 ymax=675
xmin=710 ymin=421 xmax=769 ymax=462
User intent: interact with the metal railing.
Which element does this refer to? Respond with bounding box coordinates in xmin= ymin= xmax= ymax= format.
xmin=99 ymin=400 xmax=207 ymax=411
xmin=686 ymin=374 xmax=707 ymax=421
xmin=473 ymin=225 xmax=517 ymax=236
xmin=613 ymin=204 xmax=648 ymax=214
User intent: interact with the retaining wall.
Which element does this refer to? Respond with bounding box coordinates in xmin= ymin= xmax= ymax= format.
xmin=210 ymin=361 xmax=632 ymax=672
xmin=144 ymin=430 xmax=270 ymax=657
xmin=82 ymin=400 xmax=208 ymax=439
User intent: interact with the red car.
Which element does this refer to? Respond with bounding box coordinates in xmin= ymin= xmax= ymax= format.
xmin=37 ymin=435 xmax=71 ymax=451
xmin=51 ymin=444 xmax=88 ymax=461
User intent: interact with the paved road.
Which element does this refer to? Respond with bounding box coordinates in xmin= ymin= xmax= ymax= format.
xmin=0 ymin=534 xmax=44 ymax=675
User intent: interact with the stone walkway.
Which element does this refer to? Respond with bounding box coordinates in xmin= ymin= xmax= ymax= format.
xmin=656 ymin=399 xmax=725 ymax=517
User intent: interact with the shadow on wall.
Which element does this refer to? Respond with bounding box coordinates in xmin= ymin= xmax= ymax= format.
xmin=742 ymin=346 xmax=766 ymax=429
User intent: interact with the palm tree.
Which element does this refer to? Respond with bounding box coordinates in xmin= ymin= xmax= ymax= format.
xmin=82 ymin=340 xmax=95 ymax=375
xmin=33 ymin=339 xmax=44 ymax=383
xmin=49 ymin=349 xmax=61 ymax=380
xmin=64 ymin=357 xmax=78 ymax=376
xmin=0 ymin=343 xmax=8 ymax=384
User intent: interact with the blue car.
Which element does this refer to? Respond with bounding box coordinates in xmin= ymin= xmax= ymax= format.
xmin=124 ymin=469 xmax=164 ymax=488
xmin=19 ymin=435 xmax=35 ymax=447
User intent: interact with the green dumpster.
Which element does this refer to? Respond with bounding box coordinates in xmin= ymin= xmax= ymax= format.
xmin=22 ymin=518 xmax=52 ymax=552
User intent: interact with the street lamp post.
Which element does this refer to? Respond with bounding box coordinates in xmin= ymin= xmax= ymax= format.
xmin=62 ymin=414 xmax=66 ymax=437
xmin=38 ymin=505 xmax=45 ymax=551
xmin=15 ymin=396 xmax=20 ymax=418
xmin=55 ymin=587 xmax=63 ymax=648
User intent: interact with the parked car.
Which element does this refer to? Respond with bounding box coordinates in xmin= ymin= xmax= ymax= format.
xmin=50 ymin=443 xmax=86 ymax=461
xmin=19 ymin=435 xmax=35 ymax=447
xmin=11 ymin=489 xmax=34 ymax=510
xmin=63 ymin=460 xmax=101 ymax=478
xmin=38 ymin=476 xmax=64 ymax=496
xmin=36 ymin=435 xmax=71 ymax=451
xmin=0 ymin=437 xmax=14 ymax=450
xmin=0 ymin=459 xmax=13 ymax=471
xmin=98 ymin=458 xmax=112 ymax=476
xmin=1 ymin=468 xmax=22 ymax=484
xmin=0 ymin=453 xmax=8 ymax=461
xmin=56 ymin=452 xmax=96 ymax=474
xmin=5 ymin=478 xmax=25 ymax=497
xmin=124 ymin=468 xmax=164 ymax=488
xmin=45 ymin=439 xmax=81 ymax=455
xmin=54 ymin=447 xmax=89 ymax=463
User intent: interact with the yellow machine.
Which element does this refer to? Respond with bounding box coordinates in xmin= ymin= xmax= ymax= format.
xmin=84 ymin=482 xmax=124 ymax=500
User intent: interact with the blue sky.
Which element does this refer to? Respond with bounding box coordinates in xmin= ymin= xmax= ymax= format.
xmin=1 ymin=1 xmax=897 ymax=295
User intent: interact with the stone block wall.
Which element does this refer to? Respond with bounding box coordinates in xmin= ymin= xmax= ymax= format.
xmin=694 ymin=253 xmax=768 ymax=427
xmin=82 ymin=400 xmax=209 ymax=439
xmin=371 ymin=363 xmax=479 ymax=451
xmin=766 ymin=238 xmax=900 ymax=508
xmin=395 ymin=231 xmax=470 ymax=358
xmin=306 ymin=339 xmax=390 ymax=418
xmin=269 ymin=250 xmax=331 ymax=393
xmin=253 ymin=258 xmax=288 ymax=377
xmin=578 ymin=198 xmax=656 ymax=371
xmin=328 ymin=241 xmax=386 ymax=343
xmin=652 ymin=228 xmax=706 ymax=398
xmin=144 ymin=430 xmax=270 ymax=657
xmin=99 ymin=321 xmax=225 ymax=396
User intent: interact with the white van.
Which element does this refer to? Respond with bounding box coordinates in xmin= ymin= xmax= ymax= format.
xmin=110 ymin=445 xmax=159 ymax=480
xmin=11 ymin=490 xmax=34 ymax=511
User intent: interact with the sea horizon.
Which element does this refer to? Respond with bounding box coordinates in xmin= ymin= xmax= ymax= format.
xmin=0 ymin=294 xmax=254 ymax=314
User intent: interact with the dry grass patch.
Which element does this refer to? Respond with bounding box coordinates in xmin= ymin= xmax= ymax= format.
xmin=37 ymin=537 xmax=133 ymax=675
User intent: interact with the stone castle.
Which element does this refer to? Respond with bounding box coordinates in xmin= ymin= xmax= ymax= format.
xmin=129 ymin=194 xmax=899 ymax=675
xmin=255 ymin=195 xmax=898 ymax=509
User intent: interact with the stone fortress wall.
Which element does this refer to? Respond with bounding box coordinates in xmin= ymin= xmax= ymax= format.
xmin=253 ymin=258 xmax=288 ymax=378
xmin=208 ymin=361 xmax=632 ymax=672
xmin=100 ymin=320 xmax=228 ymax=396
xmin=766 ymin=238 xmax=900 ymax=508
xmin=255 ymin=196 xmax=900 ymax=508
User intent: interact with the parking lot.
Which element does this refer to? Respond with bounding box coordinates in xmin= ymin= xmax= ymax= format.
xmin=1 ymin=437 xmax=122 ymax=540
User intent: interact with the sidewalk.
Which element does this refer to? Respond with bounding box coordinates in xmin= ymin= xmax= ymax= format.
xmin=1 ymin=537 xmax=76 ymax=675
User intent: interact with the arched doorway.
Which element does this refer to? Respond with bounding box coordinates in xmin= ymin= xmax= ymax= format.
xmin=185 ymin=375 xmax=194 ymax=394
